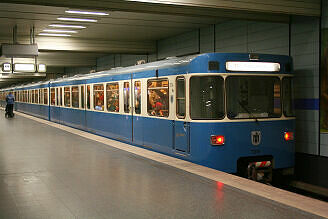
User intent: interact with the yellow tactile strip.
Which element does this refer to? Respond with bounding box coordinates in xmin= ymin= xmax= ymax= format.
xmin=12 ymin=110 xmax=328 ymax=218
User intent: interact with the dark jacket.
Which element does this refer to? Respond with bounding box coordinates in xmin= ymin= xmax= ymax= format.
xmin=6 ymin=94 xmax=15 ymax=105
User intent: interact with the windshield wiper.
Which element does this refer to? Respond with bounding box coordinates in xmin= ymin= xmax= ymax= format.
xmin=238 ymin=100 xmax=259 ymax=123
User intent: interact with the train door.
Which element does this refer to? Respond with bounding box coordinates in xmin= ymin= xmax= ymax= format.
xmin=122 ymin=79 xmax=133 ymax=142
xmin=174 ymin=76 xmax=190 ymax=153
xmin=80 ymin=83 xmax=86 ymax=130
xmin=132 ymin=79 xmax=143 ymax=145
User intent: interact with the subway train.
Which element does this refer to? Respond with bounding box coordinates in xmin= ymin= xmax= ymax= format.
xmin=0 ymin=53 xmax=295 ymax=182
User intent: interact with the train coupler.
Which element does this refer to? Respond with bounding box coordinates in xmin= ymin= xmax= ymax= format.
xmin=247 ymin=161 xmax=272 ymax=183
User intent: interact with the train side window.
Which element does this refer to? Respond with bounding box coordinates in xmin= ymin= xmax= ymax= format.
xmin=72 ymin=86 xmax=79 ymax=108
xmin=190 ymin=76 xmax=224 ymax=120
xmin=93 ymin=84 xmax=104 ymax=111
xmin=147 ymin=79 xmax=169 ymax=117
xmin=134 ymin=81 xmax=141 ymax=114
xmin=50 ymin=88 xmax=56 ymax=105
xmin=176 ymin=77 xmax=186 ymax=118
xmin=106 ymin=83 xmax=119 ymax=112
xmin=64 ymin=87 xmax=71 ymax=107
xmin=81 ymin=85 xmax=85 ymax=109
xmin=43 ymin=88 xmax=48 ymax=105
xmin=123 ymin=82 xmax=130 ymax=113
xmin=87 ymin=85 xmax=90 ymax=109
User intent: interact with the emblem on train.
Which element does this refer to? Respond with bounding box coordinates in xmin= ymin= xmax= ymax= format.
xmin=251 ymin=131 xmax=261 ymax=146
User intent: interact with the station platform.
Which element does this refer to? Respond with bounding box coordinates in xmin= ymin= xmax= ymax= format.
xmin=0 ymin=110 xmax=327 ymax=219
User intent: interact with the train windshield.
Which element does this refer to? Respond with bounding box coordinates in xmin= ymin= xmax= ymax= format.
xmin=190 ymin=76 xmax=224 ymax=119
xmin=226 ymin=76 xmax=281 ymax=119
xmin=282 ymin=77 xmax=295 ymax=117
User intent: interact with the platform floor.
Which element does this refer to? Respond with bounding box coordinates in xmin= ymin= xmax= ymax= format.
xmin=0 ymin=111 xmax=326 ymax=219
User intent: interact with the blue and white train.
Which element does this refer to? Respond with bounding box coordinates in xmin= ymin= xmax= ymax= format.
xmin=0 ymin=53 xmax=295 ymax=181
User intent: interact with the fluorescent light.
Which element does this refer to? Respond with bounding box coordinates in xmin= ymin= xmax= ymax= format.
xmin=2 ymin=63 xmax=11 ymax=72
xmin=65 ymin=10 xmax=108 ymax=16
xmin=49 ymin=24 xmax=86 ymax=29
xmin=57 ymin=17 xmax=97 ymax=22
xmin=38 ymin=64 xmax=46 ymax=72
xmin=14 ymin=63 xmax=36 ymax=72
xmin=226 ymin=61 xmax=280 ymax=72
xmin=38 ymin=33 xmax=72 ymax=37
xmin=43 ymin=29 xmax=77 ymax=33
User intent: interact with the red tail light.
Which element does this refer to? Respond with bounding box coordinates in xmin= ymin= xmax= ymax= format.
xmin=211 ymin=135 xmax=225 ymax=145
xmin=284 ymin=132 xmax=294 ymax=141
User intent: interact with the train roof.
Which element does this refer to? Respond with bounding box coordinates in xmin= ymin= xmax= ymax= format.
xmin=1 ymin=52 xmax=292 ymax=91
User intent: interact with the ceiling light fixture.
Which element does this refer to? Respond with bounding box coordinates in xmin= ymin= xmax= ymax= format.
xmin=38 ymin=33 xmax=72 ymax=37
xmin=49 ymin=24 xmax=86 ymax=29
xmin=65 ymin=10 xmax=108 ymax=16
xmin=43 ymin=29 xmax=77 ymax=33
xmin=57 ymin=17 xmax=97 ymax=22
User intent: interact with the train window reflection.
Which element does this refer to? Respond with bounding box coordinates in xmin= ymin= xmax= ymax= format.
xmin=226 ymin=76 xmax=281 ymax=119
xmin=106 ymin=83 xmax=119 ymax=112
xmin=176 ymin=77 xmax=186 ymax=118
xmin=124 ymin=82 xmax=130 ymax=113
xmin=72 ymin=86 xmax=79 ymax=108
xmin=134 ymin=81 xmax=141 ymax=114
xmin=50 ymin=88 xmax=56 ymax=105
xmin=43 ymin=88 xmax=48 ymax=105
xmin=87 ymin=85 xmax=90 ymax=109
xmin=64 ymin=87 xmax=70 ymax=107
xmin=93 ymin=84 xmax=104 ymax=111
xmin=147 ymin=79 xmax=169 ymax=117
xmin=283 ymin=77 xmax=295 ymax=117
xmin=190 ymin=76 xmax=224 ymax=120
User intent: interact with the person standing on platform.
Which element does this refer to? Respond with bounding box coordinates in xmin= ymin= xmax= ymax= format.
xmin=5 ymin=91 xmax=15 ymax=118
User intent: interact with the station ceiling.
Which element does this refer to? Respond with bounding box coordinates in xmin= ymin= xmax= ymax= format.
xmin=0 ymin=0 xmax=320 ymax=88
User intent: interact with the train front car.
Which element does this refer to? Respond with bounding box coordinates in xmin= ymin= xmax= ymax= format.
xmin=187 ymin=53 xmax=295 ymax=183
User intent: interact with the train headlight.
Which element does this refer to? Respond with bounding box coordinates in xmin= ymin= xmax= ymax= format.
xmin=284 ymin=132 xmax=294 ymax=141
xmin=211 ymin=135 xmax=225 ymax=146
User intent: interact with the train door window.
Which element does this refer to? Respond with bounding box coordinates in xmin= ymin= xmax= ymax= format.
xmin=72 ymin=86 xmax=79 ymax=108
xmin=106 ymin=83 xmax=119 ymax=112
xmin=176 ymin=77 xmax=186 ymax=118
xmin=190 ymin=76 xmax=224 ymax=120
xmin=35 ymin=89 xmax=39 ymax=104
xmin=81 ymin=85 xmax=85 ymax=109
xmin=50 ymin=88 xmax=56 ymax=105
xmin=282 ymin=77 xmax=295 ymax=117
xmin=60 ymin=87 xmax=63 ymax=106
xmin=147 ymin=79 xmax=169 ymax=117
xmin=93 ymin=84 xmax=104 ymax=111
xmin=134 ymin=81 xmax=141 ymax=114
xmin=38 ymin=89 xmax=41 ymax=104
xmin=123 ymin=82 xmax=130 ymax=113
xmin=44 ymin=88 xmax=48 ymax=105
xmin=64 ymin=87 xmax=71 ymax=107
xmin=87 ymin=85 xmax=90 ymax=109
xmin=56 ymin=88 xmax=59 ymax=106
xmin=31 ymin=90 xmax=34 ymax=103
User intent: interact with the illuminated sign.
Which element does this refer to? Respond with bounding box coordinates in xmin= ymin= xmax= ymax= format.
xmin=13 ymin=63 xmax=36 ymax=72
xmin=226 ymin=61 xmax=280 ymax=72
xmin=2 ymin=63 xmax=11 ymax=72
xmin=38 ymin=64 xmax=46 ymax=72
